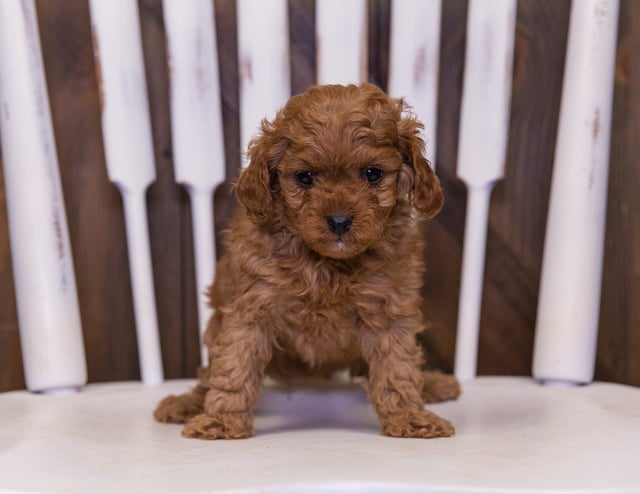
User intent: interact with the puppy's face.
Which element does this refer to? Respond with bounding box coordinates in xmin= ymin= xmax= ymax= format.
xmin=237 ymin=83 xmax=443 ymax=260
xmin=276 ymin=126 xmax=404 ymax=259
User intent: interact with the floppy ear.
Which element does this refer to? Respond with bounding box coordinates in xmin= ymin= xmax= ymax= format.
xmin=396 ymin=113 xmax=443 ymax=219
xmin=236 ymin=118 xmax=288 ymax=226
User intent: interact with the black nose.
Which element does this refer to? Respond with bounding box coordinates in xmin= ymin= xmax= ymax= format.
xmin=326 ymin=214 xmax=352 ymax=236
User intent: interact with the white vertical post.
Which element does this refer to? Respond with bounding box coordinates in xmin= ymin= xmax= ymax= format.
xmin=388 ymin=0 xmax=442 ymax=165
xmin=89 ymin=0 xmax=163 ymax=385
xmin=0 ymin=0 xmax=87 ymax=393
xmin=316 ymin=0 xmax=367 ymax=86
xmin=454 ymin=0 xmax=517 ymax=381
xmin=163 ymin=0 xmax=226 ymax=366
xmin=533 ymin=0 xmax=620 ymax=385
xmin=237 ymin=0 xmax=290 ymax=168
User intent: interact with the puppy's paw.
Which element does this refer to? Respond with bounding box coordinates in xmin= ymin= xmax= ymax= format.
xmin=154 ymin=393 xmax=204 ymax=424
xmin=382 ymin=410 xmax=455 ymax=438
xmin=182 ymin=412 xmax=254 ymax=440
xmin=422 ymin=370 xmax=461 ymax=404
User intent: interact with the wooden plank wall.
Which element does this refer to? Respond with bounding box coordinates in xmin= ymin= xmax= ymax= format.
xmin=1 ymin=0 xmax=638 ymax=391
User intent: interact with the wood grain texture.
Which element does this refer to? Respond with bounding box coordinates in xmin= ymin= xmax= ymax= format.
xmin=0 ymin=0 xmax=638 ymax=391
xmin=0 ymin=163 xmax=24 ymax=391
xmin=138 ymin=0 xmax=199 ymax=380
xmin=598 ymin=0 xmax=640 ymax=386
xmin=419 ymin=0 xmax=468 ymax=374
xmin=479 ymin=0 xmax=571 ymax=375
xmin=36 ymin=0 xmax=141 ymax=383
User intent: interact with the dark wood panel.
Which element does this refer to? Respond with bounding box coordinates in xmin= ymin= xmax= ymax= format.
xmin=0 ymin=163 xmax=24 ymax=391
xmin=1 ymin=0 xmax=639 ymax=391
xmin=289 ymin=0 xmax=316 ymax=93
xmin=478 ymin=0 xmax=571 ymax=375
xmin=420 ymin=0 xmax=469 ymax=373
xmin=598 ymin=0 xmax=640 ymax=386
xmin=138 ymin=0 xmax=200 ymax=379
xmin=35 ymin=0 xmax=141 ymax=383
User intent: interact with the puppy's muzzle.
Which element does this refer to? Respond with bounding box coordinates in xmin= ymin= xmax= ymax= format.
xmin=326 ymin=214 xmax=352 ymax=237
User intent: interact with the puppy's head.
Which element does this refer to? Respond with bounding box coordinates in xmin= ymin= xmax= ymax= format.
xmin=236 ymin=83 xmax=443 ymax=260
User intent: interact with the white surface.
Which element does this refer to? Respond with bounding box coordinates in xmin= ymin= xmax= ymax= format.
xmin=388 ymin=0 xmax=442 ymax=165
xmin=237 ymin=0 xmax=290 ymax=168
xmin=89 ymin=0 xmax=163 ymax=385
xmin=455 ymin=0 xmax=517 ymax=186
xmin=454 ymin=0 xmax=517 ymax=381
xmin=0 ymin=0 xmax=87 ymax=392
xmin=533 ymin=0 xmax=620 ymax=385
xmin=1 ymin=377 xmax=639 ymax=493
xmin=163 ymin=0 xmax=226 ymax=188
xmin=163 ymin=0 xmax=225 ymax=365
xmin=88 ymin=0 xmax=156 ymax=190
xmin=316 ymin=0 xmax=367 ymax=85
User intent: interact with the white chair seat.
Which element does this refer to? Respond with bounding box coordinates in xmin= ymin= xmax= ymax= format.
xmin=1 ymin=377 xmax=638 ymax=493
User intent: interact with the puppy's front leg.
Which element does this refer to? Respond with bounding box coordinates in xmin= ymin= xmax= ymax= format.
xmin=361 ymin=328 xmax=455 ymax=438
xmin=182 ymin=315 xmax=272 ymax=440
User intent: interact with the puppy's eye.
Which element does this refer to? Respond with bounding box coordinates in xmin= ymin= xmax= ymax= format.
xmin=296 ymin=171 xmax=314 ymax=187
xmin=363 ymin=166 xmax=383 ymax=184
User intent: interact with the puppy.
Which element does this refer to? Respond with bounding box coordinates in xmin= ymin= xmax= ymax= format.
xmin=154 ymin=83 xmax=460 ymax=439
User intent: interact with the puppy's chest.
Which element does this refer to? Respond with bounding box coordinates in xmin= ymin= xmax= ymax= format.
xmin=275 ymin=300 xmax=361 ymax=367
xmin=272 ymin=265 xmax=362 ymax=335
xmin=277 ymin=261 xmax=360 ymax=309
xmin=266 ymin=261 xmax=389 ymax=367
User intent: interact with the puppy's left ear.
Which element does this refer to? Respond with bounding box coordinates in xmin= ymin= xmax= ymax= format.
xmin=397 ymin=114 xmax=443 ymax=219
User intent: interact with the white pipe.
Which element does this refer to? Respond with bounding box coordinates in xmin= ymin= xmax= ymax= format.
xmin=316 ymin=0 xmax=367 ymax=86
xmin=388 ymin=0 xmax=442 ymax=165
xmin=89 ymin=0 xmax=163 ymax=385
xmin=454 ymin=0 xmax=517 ymax=381
xmin=0 ymin=0 xmax=87 ymax=392
xmin=533 ymin=0 xmax=620 ymax=385
xmin=163 ymin=0 xmax=225 ymax=366
xmin=237 ymin=0 xmax=290 ymax=168
xmin=119 ymin=189 xmax=163 ymax=385
xmin=454 ymin=184 xmax=494 ymax=381
xmin=189 ymin=188 xmax=216 ymax=366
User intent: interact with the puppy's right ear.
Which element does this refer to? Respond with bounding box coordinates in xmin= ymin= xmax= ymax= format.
xmin=236 ymin=118 xmax=288 ymax=226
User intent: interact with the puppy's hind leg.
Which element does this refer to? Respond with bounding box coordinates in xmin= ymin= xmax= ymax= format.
xmin=154 ymin=384 xmax=207 ymax=424
xmin=421 ymin=370 xmax=461 ymax=404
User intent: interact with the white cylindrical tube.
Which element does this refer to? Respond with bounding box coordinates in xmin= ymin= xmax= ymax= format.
xmin=454 ymin=185 xmax=493 ymax=381
xmin=454 ymin=0 xmax=517 ymax=380
xmin=89 ymin=0 xmax=163 ymax=385
xmin=189 ymin=188 xmax=216 ymax=366
xmin=316 ymin=0 xmax=367 ymax=86
xmin=0 ymin=0 xmax=87 ymax=392
xmin=455 ymin=0 xmax=517 ymax=188
xmin=237 ymin=0 xmax=290 ymax=168
xmin=533 ymin=0 xmax=620 ymax=385
xmin=388 ymin=0 xmax=442 ymax=165
xmin=120 ymin=189 xmax=163 ymax=386
xmin=163 ymin=0 xmax=225 ymax=366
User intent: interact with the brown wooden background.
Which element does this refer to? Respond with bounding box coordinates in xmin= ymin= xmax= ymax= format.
xmin=1 ymin=0 xmax=639 ymax=392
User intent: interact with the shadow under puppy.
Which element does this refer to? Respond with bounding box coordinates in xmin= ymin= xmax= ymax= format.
xmin=155 ymin=83 xmax=460 ymax=439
